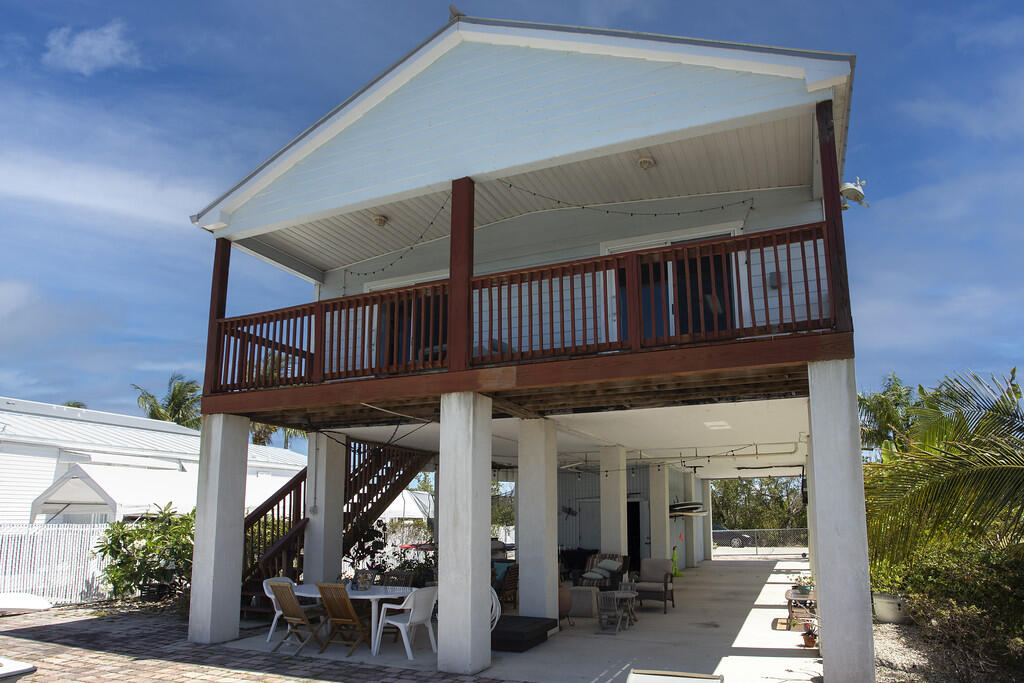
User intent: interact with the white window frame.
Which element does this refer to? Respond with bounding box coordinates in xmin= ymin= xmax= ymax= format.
xmin=363 ymin=268 xmax=449 ymax=293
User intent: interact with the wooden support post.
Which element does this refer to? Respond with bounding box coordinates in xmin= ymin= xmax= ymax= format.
xmin=203 ymin=238 xmax=231 ymax=395
xmin=816 ymin=100 xmax=853 ymax=334
xmin=448 ymin=177 xmax=475 ymax=371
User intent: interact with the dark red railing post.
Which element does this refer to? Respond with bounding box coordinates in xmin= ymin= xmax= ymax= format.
xmin=625 ymin=253 xmax=643 ymax=351
xmin=448 ymin=177 xmax=475 ymax=371
xmin=203 ymin=238 xmax=231 ymax=395
xmin=816 ymin=100 xmax=853 ymax=334
xmin=311 ymin=303 xmax=325 ymax=384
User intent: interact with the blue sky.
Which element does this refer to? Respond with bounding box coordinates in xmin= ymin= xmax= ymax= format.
xmin=1 ymin=1 xmax=1020 ymax=448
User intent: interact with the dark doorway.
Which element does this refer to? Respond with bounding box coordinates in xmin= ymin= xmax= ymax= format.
xmin=627 ymin=501 xmax=641 ymax=571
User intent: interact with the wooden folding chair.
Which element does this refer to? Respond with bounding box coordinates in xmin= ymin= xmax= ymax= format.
xmin=315 ymin=583 xmax=372 ymax=656
xmin=269 ymin=581 xmax=325 ymax=655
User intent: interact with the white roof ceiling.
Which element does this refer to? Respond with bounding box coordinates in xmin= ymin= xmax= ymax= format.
xmin=338 ymin=397 xmax=809 ymax=479
xmin=0 ymin=396 xmax=305 ymax=470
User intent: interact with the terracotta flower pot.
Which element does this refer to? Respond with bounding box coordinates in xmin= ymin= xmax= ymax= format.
xmin=802 ymin=633 xmax=818 ymax=648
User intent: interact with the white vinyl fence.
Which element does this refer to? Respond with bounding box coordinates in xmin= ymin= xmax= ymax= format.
xmin=0 ymin=524 xmax=109 ymax=605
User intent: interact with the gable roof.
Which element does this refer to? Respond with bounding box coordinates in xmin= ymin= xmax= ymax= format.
xmin=192 ymin=15 xmax=854 ymax=236
xmin=0 ymin=396 xmax=305 ymax=470
xmin=31 ymin=464 xmax=296 ymax=519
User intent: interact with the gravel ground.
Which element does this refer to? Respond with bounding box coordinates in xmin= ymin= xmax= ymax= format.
xmin=874 ymin=622 xmax=958 ymax=682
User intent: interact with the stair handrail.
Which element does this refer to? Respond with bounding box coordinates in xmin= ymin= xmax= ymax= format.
xmin=244 ymin=467 xmax=307 ymax=529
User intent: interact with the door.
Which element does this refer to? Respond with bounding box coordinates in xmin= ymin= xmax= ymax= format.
xmin=627 ymin=501 xmax=641 ymax=571
xmin=673 ymin=249 xmax=734 ymax=336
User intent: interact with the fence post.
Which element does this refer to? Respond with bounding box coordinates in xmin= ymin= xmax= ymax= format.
xmin=754 ymin=529 xmax=759 ymax=556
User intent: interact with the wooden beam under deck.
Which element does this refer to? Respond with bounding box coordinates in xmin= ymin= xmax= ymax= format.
xmin=202 ymin=331 xmax=852 ymax=429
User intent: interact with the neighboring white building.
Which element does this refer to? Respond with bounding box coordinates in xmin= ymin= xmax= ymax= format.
xmin=0 ymin=396 xmax=305 ymax=524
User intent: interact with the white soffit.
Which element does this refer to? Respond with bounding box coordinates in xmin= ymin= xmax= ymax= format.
xmin=246 ymin=113 xmax=814 ymax=273
xmin=338 ymin=398 xmax=810 ymax=468
xmin=196 ymin=18 xmax=850 ymax=243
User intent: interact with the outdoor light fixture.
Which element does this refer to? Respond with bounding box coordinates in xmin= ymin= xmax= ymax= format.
xmin=839 ymin=177 xmax=869 ymax=208
xmin=637 ymin=156 xmax=656 ymax=170
xmin=372 ymin=213 xmax=389 ymax=227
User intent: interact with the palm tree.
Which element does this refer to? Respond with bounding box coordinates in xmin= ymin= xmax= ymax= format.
xmin=132 ymin=374 xmax=202 ymax=429
xmin=858 ymin=373 xmax=920 ymax=452
xmin=864 ymin=369 xmax=1024 ymax=563
xmin=282 ymin=427 xmax=306 ymax=449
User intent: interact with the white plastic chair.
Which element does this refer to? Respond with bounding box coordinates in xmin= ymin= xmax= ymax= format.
xmin=263 ymin=577 xmax=295 ymax=642
xmin=490 ymin=587 xmax=501 ymax=631
xmin=373 ymin=586 xmax=438 ymax=659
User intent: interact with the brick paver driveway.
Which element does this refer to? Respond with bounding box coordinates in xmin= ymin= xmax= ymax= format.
xmin=0 ymin=605 xmax=512 ymax=682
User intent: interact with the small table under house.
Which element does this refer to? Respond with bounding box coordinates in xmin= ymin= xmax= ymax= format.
xmin=293 ymin=584 xmax=413 ymax=654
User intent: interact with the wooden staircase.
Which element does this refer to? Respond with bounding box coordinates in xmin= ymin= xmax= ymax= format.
xmin=343 ymin=439 xmax=435 ymax=551
xmin=239 ymin=438 xmax=433 ymax=618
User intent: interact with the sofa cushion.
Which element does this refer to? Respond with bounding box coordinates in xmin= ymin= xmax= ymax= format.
xmin=596 ymin=558 xmax=622 ymax=573
xmin=582 ymin=569 xmax=607 ymax=580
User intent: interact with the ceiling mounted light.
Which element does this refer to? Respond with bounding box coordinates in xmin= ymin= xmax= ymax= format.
xmin=637 ymin=156 xmax=657 ymax=171
xmin=839 ymin=177 xmax=869 ymax=208
xmin=372 ymin=214 xmax=389 ymax=227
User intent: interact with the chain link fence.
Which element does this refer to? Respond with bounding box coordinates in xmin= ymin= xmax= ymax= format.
xmin=712 ymin=528 xmax=808 ymax=556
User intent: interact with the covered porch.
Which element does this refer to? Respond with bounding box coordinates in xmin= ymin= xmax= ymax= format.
xmin=226 ymin=555 xmax=821 ymax=682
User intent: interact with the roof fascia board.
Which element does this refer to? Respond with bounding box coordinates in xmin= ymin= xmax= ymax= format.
xmin=218 ymin=98 xmax=821 ymax=247
xmin=198 ymin=25 xmax=463 ymax=229
xmin=457 ymin=23 xmax=850 ymax=89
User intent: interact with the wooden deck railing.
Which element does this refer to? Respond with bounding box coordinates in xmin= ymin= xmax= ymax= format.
xmin=209 ymin=223 xmax=834 ymax=393
xmin=242 ymin=468 xmax=306 ymax=582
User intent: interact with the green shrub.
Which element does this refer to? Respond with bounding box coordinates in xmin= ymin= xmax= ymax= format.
xmin=95 ymin=504 xmax=195 ymax=599
xmin=899 ymin=541 xmax=1024 ymax=677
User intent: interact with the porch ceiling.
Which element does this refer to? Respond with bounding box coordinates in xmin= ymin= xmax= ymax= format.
xmin=337 ymin=395 xmax=809 ymax=480
xmin=241 ymin=113 xmax=814 ymax=276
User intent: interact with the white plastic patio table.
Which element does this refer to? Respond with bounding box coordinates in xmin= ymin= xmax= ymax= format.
xmin=293 ymin=584 xmax=414 ymax=654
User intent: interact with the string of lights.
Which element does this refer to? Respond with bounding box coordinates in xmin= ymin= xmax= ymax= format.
xmin=347 ymin=191 xmax=453 ymax=278
xmin=499 ymin=179 xmax=756 ymax=218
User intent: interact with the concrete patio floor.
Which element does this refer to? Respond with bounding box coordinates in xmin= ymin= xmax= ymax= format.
xmin=229 ymin=556 xmax=822 ymax=682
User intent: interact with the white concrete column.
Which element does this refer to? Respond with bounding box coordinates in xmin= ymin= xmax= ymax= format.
xmin=807 ymin=359 xmax=875 ymax=682
xmin=599 ymin=445 xmax=627 ymax=555
xmin=438 ymin=392 xmax=492 ymax=674
xmin=648 ymin=463 xmax=670 ymax=560
xmin=517 ymin=419 xmax=558 ymax=618
xmin=302 ymin=432 xmax=346 ymax=584
xmin=682 ymin=472 xmax=699 ymax=568
xmin=189 ymin=413 xmax=249 ymax=644
xmin=702 ymin=479 xmax=714 ymax=561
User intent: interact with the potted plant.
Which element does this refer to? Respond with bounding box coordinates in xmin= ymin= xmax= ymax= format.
xmin=870 ymin=562 xmax=912 ymax=624
xmin=789 ymin=573 xmax=814 ymax=594
xmin=801 ymin=620 xmax=818 ymax=647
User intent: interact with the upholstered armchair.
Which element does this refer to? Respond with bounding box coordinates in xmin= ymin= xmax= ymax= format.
xmin=636 ymin=558 xmax=675 ymax=613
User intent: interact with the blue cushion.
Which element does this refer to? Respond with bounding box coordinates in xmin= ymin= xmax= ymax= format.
xmin=493 ymin=561 xmax=514 ymax=587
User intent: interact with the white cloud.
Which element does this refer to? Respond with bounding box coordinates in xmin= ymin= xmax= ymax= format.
xmin=956 ymin=16 xmax=1024 ymax=50
xmin=42 ymin=19 xmax=141 ymax=76
xmin=135 ymin=361 xmax=205 ymax=373
xmin=898 ymin=63 xmax=1024 ymax=140
xmin=0 ymin=149 xmax=206 ymax=227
